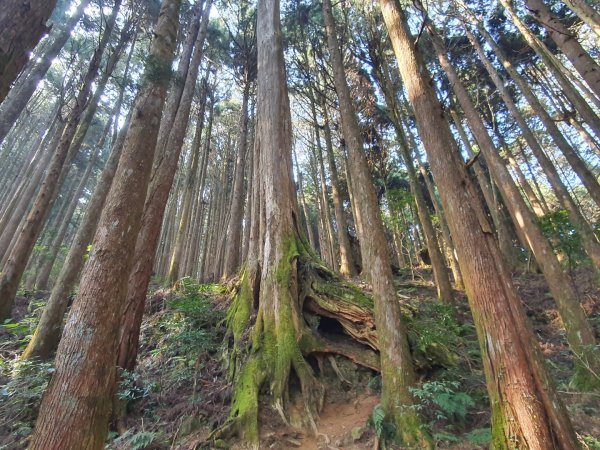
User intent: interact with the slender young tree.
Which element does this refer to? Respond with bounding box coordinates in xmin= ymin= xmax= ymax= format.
xmin=321 ymin=0 xmax=431 ymax=444
xmin=222 ymin=74 xmax=253 ymax=279
xmin=525 ymin=0 xmax=600 ymax=99
xmin=0 ymin=0 xmax=92 ymax=144
xmin=563 ymin=0 xmax=600 ymax=37
xmin=427 ymin=16 xmax=600 ymax=390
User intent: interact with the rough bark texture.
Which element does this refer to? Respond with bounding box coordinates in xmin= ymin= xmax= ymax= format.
xmin=379 ymin=0 xmax=580 ymax=447
xmin=431 ymin=20 xmax=600 ymax=390
xmin=0 ymin=0 xmax=58 ymax=102
xmin=117 ymin=0 xmax=212 ymax=371
xmin=21 ymin=127 xmax=127 ymax=361
xmin=321 ymin=0 xmax=430 ymax=445
xmin=525 ymin=0 xmax=600 ymax=99
xmin=28 ymin=1 xmax=181 ymax=447
xmin=0 ymin=0 xmax=120 ymax=320
xmin=222 ymin=78 xmax=251 ymax=279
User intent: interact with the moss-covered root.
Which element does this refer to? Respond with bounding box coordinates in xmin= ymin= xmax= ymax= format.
xmin=380 ymin=401 xmax=432 ymax=449
xmin=216 ymin=315 xmax=324 ymax=445
xmin=225 ymin=269 xmax=254 ymax=380
xmin=217 ymin=356 xmax=264 ymax=446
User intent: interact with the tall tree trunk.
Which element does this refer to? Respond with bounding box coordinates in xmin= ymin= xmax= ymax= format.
xmin=505 ymin=145 xmax=549 ymax=218
xmin=0 ymin=0 xmax=58 ymax=102
xmin=29 ymin=1 xmax=181 ymax=447
xmin=449 ymin=110 xmax=523 ymax=269
xmin=309 ymin=96 xmax=337 ymax=271
xmin=0 ymin=117 xmax=62 ymax=254
xmin=116 ymin=0 xmax=212 ymax=372
xmin=0 ymin=0 xmax=91 ymax=143
xmin=0 ymin=1 xmax=121 ymax=320
xmin=322 ymin=104 xmax=356 ymax=277
xmin=525 ymin=0 xmax=600 ymax=99
xmin=168 ymin=79 xmax=209 ymax=283
xmin=373 ymin=58 xmax=454 ymax=299
xmin=34 ymin=144 xmax=99 ymax=291
xmin=21 ymin=117 xmax=128 ymax=361
xmin=458 ymin=11 xmax=600 ymax=208
xmin=430 ymin=19 xmax=600 ymax=390
xmin=563 ymin=0 xmax=600 ymax=37
xmin=222 ymin=76 xmax=251 ymax=279
xmin=322 ymin=0 xmax=430 ymax=444
xmin=379 ymin=1 xmax=580 ymax=447
xmin=459 ymin=8 xmax=600 ymax=270
xmin=498 ymin=0 xmax=600 ymax=139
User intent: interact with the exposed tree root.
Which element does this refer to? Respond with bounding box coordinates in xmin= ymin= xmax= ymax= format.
xmin=215 ymin=241 xmax=454 ymax=446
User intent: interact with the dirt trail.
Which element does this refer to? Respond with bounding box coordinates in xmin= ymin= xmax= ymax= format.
xmin=249 ymin=393 xmax=379 ymax=450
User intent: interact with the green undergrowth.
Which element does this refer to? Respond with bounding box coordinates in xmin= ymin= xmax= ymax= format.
xmin=0 ymin=294 xmax=49 ymax=448
xmin=0 ymin=269 xmax=598 ymax=449
xmin=107 ymin=278 xmax=227 ymax=449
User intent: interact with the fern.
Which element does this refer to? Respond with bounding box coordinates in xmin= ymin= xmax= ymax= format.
xmin=466 ymin=428 xmax=492 ymax=445
xmin=128 ymin=431 xmax=157 ymax=450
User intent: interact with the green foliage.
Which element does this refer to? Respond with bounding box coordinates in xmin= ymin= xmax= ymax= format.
xmin=145 ymin=54 xmax=174 ymax=84
xmin=582 ymin=435 xmax=600 ymax=450
xmin=404 ymin=301 xmax=472 ymax=369
xmin=466 ymin=428 xmax=492 ymax=445
xmin=538 ymin=209 xmax=586 ymax=267
xmin=117 ymin=369 xmax=157 ymax=402
xmin=367 ymin=374 xmax=381 ymax=393
xmin=0 ymin=359 xmax=54 ymax=447
xmin=368 ymin=404 xmax=396 ymax=441
xmin=107 ymin=429 xmax=164 ymax=450
xmin=0 ymin=298 xmax=46 ymax=349
xmin=432 ymin=430 xmax=461 ymax=443
xmin=142 ymin=280 xmax=224 ymax=385
xmin=410 ymin=380 xmax=475 ymax=425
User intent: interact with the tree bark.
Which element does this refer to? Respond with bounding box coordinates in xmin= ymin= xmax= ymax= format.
xmin=0 ymin=0 xmax=91 ymax=144
xmin=322 ymin=104 xmax=356 ymax=277
xmin=498 ymin=0 xmax=600 ymax=139
xmin=525 ymin=0 xmax=600 ymax=99
xmin=458 ymin=10 xmax=600 ymax=209
xmin=21 ymin=119 xmax=128 ymax=361
xmin=430 ymin=19 xmax=600 ymax=390
xmin=0 ymin=0 xmax=58 ymax=102
xmin=322 ymin=0 xmax=430 ymax=444
xmin=116 ymin=0 xmax=213 ymax=372
xmin=29 ymin=0 xmax=181 ymax=447
xmin=372 ymin=57 xmax=454 ymax=300
xmin=222 ymin=76 xmax=251 ymax=279
xmin=168 ymin=78 xmax=209 ymax=283
xmin=458 ymin=8 xmax=600 ymax=270
xmin=0 ymin=1 xmax=121 ymax=320
xmin=379 ymin=0 xmax=580 ymax=447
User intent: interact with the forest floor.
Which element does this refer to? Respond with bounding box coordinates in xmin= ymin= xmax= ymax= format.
xmin=0 ymin=268 xmax=599 ymax=449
